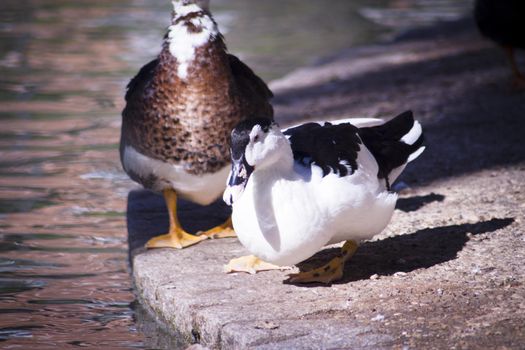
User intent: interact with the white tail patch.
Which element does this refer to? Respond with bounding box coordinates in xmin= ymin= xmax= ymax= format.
xmin=407 ymin=146 xmax=425 ymax=163
xmin=400 ymin=120 xmax=422 ymax=145
xmin=168 ymin=1 xmax=218 ymax=79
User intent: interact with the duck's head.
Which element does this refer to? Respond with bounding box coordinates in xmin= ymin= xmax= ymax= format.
xmin=223 ymin=118 xmax=288 ymax=205
xmin=172 ymin=0 xmax=210 ymax=12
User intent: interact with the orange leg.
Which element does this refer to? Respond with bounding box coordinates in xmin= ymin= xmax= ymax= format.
xmin=199 ymin=217 xmax=236 ymax=239
xmin=224 ymin=255 xmax=289 ymax=274
xmin=287 ymin=240 xmax=359 ymax=284
xmin=145 ymin=189 xmax=207 ymax=249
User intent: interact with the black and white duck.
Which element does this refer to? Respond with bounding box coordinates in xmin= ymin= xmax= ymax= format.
xmin=223 ymin=111 xmax=424 ymax=283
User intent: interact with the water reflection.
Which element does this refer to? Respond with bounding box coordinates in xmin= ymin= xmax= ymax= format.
xmin=0 ymin=0 xmax=470 ymax=348
xmin=0 ymin=0 xmax=158 ymax=346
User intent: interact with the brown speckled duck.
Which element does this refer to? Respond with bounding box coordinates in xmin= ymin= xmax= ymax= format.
xmin=120 ymin=0 xmax=273 ymax=249
xmin=474 ymin=0 xmax=525 ymax=84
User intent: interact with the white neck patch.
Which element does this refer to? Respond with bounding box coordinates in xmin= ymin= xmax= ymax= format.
xmin=167 ymin=1 xmax=218 ymax=80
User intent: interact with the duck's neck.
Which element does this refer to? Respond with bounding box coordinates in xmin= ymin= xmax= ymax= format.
xmin=160 ymin=39 xmax=229 ymax=83
xmin=252 ymin=145 xmax=295 ymax=185
xmin=161 ymin=2 xmax=227 ymax=83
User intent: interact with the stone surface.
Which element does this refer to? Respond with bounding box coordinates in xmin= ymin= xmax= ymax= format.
xmin=130 ymin=19 xmax=525 ymax=349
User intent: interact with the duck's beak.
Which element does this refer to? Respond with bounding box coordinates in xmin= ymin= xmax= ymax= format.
xmin=223 ymin=155 xmax=254 ymax=206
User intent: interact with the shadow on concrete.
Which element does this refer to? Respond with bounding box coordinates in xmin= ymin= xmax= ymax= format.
xmin=396 ymin=193 xmax=445 ymax=212
xmin=291 ymin=217 xmax=514 ymax=286
xmin=126 ymin=189 xmax=231 ymax=257
xmin=273 ymin=47 xmax=499 ymax=115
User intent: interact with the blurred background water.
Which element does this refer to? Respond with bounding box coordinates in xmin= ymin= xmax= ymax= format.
xmin=0 ymin=0 xmax=471 ymax=348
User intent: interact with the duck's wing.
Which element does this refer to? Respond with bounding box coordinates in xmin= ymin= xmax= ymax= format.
xmin=283 ymin=111 xmax=425 ymax=188
xmin=283 ymin=121 xmax=362 ymax=177
xmin=124 ymin=58 xmax=159 ymax=103
xmin=121 ymin=58 xmax=160 ymax=150
xmin=357 ymin=110 xmax=425 ymax=188
xmin=228 ymin=54 xmax=274 ymax=119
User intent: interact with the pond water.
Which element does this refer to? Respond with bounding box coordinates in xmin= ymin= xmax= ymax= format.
xmin=0 ymin=0 xmax=470 ymax=348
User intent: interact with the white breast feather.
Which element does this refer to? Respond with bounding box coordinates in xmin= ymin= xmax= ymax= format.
xmin=123 ymin=145 xmax=229 ymax=205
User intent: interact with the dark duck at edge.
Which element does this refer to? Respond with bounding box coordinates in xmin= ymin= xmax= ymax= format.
xmin=474 ymin=0 xmax=525 ymax=85
xmin=120 ymin=0 xmax=273 ymax=249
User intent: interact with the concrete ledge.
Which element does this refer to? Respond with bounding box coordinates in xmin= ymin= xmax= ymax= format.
xmin=129 ymin=179 xmax=524 ymax=349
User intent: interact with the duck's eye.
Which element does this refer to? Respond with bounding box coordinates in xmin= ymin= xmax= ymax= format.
xmin=253 ymin=135 xmax=259 ymax=142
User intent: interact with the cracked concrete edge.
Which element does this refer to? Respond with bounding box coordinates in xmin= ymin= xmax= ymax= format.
xmin=131 ymin=245 xmax=395 ymax=349
xmin=131 ymin=248 xmax=340 ymax=348
xmin=133 ymin=266 xmax=198 ymax=346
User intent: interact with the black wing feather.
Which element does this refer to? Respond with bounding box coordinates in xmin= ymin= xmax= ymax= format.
xmin=284 ymin=122 xmax=361 ymax=176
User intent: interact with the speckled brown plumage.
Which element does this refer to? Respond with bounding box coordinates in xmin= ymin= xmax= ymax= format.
xmin=120 ymin=6 xmax=273 ymax=183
